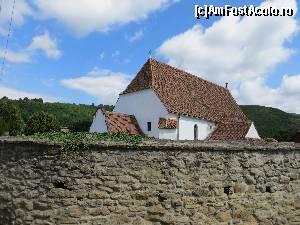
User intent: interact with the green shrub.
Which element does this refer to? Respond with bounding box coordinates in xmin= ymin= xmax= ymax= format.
xmin=24 ymin=131 xmax=147 ymax=145
xmin=25 ymin=111 xmax=60 ymax=135
xmin=70 ymin=120 xmax=91 ymax=132
xmin=21 ymin=132 xmax=149 ymax=157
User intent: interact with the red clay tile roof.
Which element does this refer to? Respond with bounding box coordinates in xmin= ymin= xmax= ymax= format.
xmin=122 ymin=59 xmax=252 ymax=140
xmin=104 ymin=111 xmax=143 ymax=136
xmin=158 ymin=118 xmax=177 ymax=129
xmin=209 ymin=122 xmax=251 ymax=140
xmin=122 ymin=59 xmax=249 ymax=123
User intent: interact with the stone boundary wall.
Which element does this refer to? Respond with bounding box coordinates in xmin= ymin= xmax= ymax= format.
xmin=0 ymin=139 xmax=300 ymax=225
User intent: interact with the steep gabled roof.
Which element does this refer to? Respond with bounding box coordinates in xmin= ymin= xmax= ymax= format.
xmin=122 ymin=59 xmax=249 ymax=124
xmin=103 ymin=111 xmax=143 ymax=136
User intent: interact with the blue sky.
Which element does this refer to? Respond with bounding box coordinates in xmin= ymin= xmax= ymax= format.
xmin=0 ymin=0 xmax=300 ymax=113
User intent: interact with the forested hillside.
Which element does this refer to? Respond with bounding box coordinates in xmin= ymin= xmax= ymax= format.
xmin=1 ymin=97 xmax=299 ymax=141
xmin=240 ymin=105 xmax=300 ymax=141
xmin=13 ymin=98 xmax=96 ymax=127
xmin=2 ymin=97 xmax=113 ymax=131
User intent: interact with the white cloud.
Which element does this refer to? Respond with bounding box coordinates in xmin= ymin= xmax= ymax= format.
xmin=41 ymin=79 xmax=55 ymax=87
xmin=99 ymin=52 xmax=105 ymax=60
xmin=1 ymin=31 xmax=61 ymax=63
xmin=0 ymin=0 xmax=33 ymax=35
xmin=1 ymin=0 xmax=180 ymax=37
xmin=127 ymin=29 xmax=144 ymax=42
xmin=237 ymin=75 xmax=300 ymax=113
xmin=32 ymin=0 xmax=176 ymax=36
xmin=0 ymin=49 xmax=31 ymax=63
xmin=0 ymin=86 xmax=58 ymax=102
xmin=281 ymin=74 xmax=300 ymax=95
xmin=112 ymin=50 xmax=120 ymax=58
xmin=61 ymin=68 xmax=131 ymax=104
xmin=27 ymin=31 xmax=62 ymax=58
xmin=157 ymin=0 xmax=300 ymax=113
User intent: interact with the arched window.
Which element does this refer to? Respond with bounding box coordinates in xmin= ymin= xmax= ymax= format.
xmin=194 ymin=124 xmax=198 ymax=141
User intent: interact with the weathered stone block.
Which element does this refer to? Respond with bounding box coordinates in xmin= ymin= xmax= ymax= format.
xmin=13 ymin=198 xmax=33 ymax=211
xmin=216 ymin=210 xmax=232 ymax=222
xmin=89 ymin=207 xmax=110 ymax=216
xmin=88 ymin=191 xmax=109 ymax=199
xmin=67 ymin=206 xmax=84 ymax=218
xmin=234 ymin=182 xmax=248 ymax=193
xmin=280 ymin=175 xmax=290 ymax=184
xmin=147 ymin=205 xmax=166 ymax=215
xmin=15 ymin=208 xmax=25 ymax=219
xmin=294 ymin=198 xmax=300 ymax=209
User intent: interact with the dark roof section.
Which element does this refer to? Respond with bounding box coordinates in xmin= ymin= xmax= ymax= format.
xmin=104 ymin=111 xmax=143 ymax=136
xmin=209 ymin=122 xmax=252 ymax=140
xmin=292 ymin=131 xmax=300 ymax=143
xmin=158 ymin=118 xmax=177 ymax=129
xmin=122 ymin=59 xmax=249 ymax=124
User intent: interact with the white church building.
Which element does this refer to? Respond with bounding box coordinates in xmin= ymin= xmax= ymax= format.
xmin=90 ymin=59 xmax=260 ymax=141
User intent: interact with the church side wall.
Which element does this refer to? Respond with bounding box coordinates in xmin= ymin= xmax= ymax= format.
xmin=179 ymin=116 xmax=215 ymax=140
xmin=159 ymin=128 xmax=178 ymax=140
xmin=114 ymin=89 xmax=169 ymax=138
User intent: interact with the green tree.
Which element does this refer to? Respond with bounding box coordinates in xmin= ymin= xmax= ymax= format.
xmin=98 ymin=104 xmax=114 ymax=112
xmin=25 ymin=111 xmax=60 ymax=135
xmin=70 ymin=120 xmax=91 ymax=132
xmin=0 ymin=100 xmax=23 ymax=136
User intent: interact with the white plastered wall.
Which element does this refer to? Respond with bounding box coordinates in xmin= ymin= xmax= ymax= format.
xmin=245 ymin=123 xmax=261 ymax=139
xmin=89 ymin=110 xmax=107 ymax=133
xmin=114 ymin=89 xmax=169 ymax=138
xmin=159 ymin=128 xmax=178 ymax=140
xmin=178 ymin=116 xmax=215 ymax=140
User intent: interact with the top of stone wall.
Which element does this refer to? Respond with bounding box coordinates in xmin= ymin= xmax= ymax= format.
xmin=0 ymin=137 xmax=299 ymax=152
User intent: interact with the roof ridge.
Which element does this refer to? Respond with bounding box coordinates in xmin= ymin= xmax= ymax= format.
xmin=150 ymin=58 xmax=229 ymax=91
xmin=148 ymin=58 xmax=154 ymax=87
xmin=108 ymin=111 xmax=135 ymax=117
xmin=217 ymin=120 xmax=252 ymax=125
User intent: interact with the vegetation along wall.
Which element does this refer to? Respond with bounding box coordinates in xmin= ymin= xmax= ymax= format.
xmin=0 ymin=139 xmax=300 ymax=225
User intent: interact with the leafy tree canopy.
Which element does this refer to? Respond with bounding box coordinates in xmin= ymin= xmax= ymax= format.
xmin=25 ymin=111 xmax=60 ymax=135
xmin=70 ymin=120 xmax=92 ymax=132
xmin=0 ymin=99 xmax=23 ymax=136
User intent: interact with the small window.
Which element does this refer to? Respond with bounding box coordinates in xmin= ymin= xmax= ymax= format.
xmin=147 ymin=122 xmax=152 ymax=131
xmin=194 ymin=124 xmax=198 ymax=140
